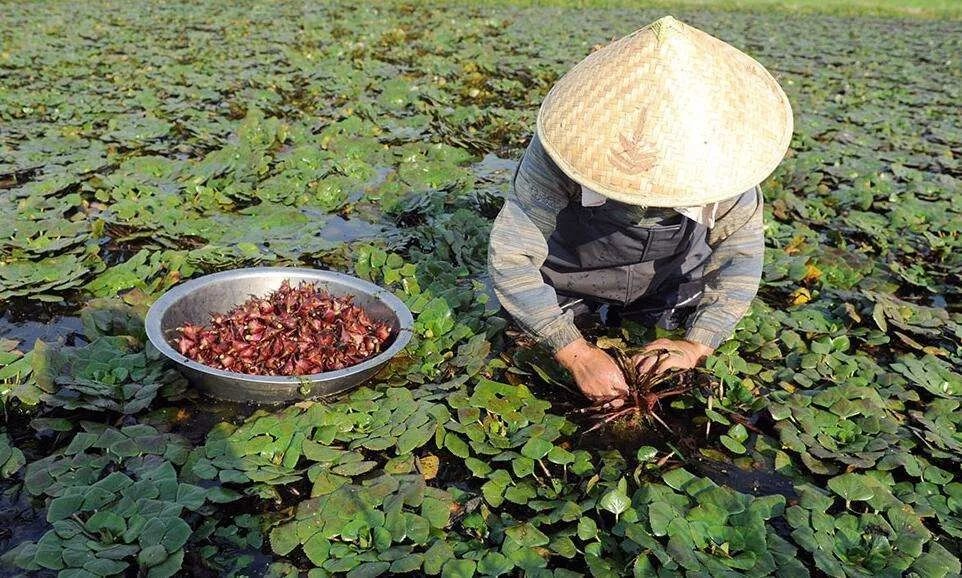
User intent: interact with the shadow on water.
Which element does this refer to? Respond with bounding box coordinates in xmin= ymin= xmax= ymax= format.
xmin=0 ymin=297 xmax=86 ymax=348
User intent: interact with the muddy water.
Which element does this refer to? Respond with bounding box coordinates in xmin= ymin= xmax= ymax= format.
xmin=144 ymin=398 xmax=256 ymax=443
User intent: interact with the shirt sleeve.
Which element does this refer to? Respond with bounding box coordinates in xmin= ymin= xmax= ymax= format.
xmin=487 ymin=135 xmax=584 ymax=353
xmin=684 ymin=185 xmax=765 ymax=349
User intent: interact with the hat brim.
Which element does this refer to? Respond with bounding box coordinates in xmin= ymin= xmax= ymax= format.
xmin=536 ymin=16 xmax=794 ymax=207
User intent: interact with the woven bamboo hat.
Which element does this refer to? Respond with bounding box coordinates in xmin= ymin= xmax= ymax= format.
xmin=536 ymin=16 xmax=793 ymax=207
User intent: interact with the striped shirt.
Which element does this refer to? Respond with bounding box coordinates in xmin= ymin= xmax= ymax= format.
xmin=487 ymin=134 xmax=764 ymax=353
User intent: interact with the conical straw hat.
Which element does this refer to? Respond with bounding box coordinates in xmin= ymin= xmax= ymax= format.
xmin=536 ymin=16 xmax=793 ymax=207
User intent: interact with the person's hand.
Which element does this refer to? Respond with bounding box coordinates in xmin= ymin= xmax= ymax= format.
xmin=555 ymin=338 xmax=629 ymax=402
xmin=632 ymin=338 xmax=713 ymax=376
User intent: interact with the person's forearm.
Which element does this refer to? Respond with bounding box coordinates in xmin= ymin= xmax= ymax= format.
xmin=685 ymin=187 xmax=765 ymax=349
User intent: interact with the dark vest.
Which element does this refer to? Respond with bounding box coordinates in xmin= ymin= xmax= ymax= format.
xmin=541 ymin=197 xmax=711 ymax=312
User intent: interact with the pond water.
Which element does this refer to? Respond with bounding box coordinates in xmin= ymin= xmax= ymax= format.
xmin=0 ymin=313 xmax=84 ymax=348
xmin=0 ymin=493 xmax=52 ymax=578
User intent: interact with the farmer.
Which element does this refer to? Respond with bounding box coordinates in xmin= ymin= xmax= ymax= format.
xmin=487 ymin=16 xmax=793 ymax=403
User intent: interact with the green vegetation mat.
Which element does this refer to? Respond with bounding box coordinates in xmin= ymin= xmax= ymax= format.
xmin=1 ymin=1 xmax=961 ymax=577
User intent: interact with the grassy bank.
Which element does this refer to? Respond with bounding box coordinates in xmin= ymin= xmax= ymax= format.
xmin=473 ymin=0 xmax=962 ymax=19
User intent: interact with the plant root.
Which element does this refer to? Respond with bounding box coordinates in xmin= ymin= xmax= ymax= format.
xmin=570 ymin=345 xmax=696 ymax=434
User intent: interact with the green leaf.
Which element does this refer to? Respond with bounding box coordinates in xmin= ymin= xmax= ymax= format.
xmin=464 ymin=457 xmax=492 ymax=478
xmin=47 ymin=494 xmax=84 ymax=522
xmin=512 ymin=456 xmax=534 ymax=478
xmin=85 ymin=511 xmax=126 ymax=536
xmin=636 ymin=446 xmax=658 ymax=462
xmin=206 ymin=487 xmax=242 ymax=503
xmin=828 ymin=473 xmax=874 ymax=502
xmin=397 ymin=424 xmax=436 ymax=454
xmin=176 ymin=483 xmax=207 ymax=510
xmin=520 ymin=438 xmax=552 ymax=460
xmin=390 ymin=554 xmax=424 ymax=574
xmin=405 ymin=513 xmax=431 ymax=544
xmin=83 ymin=558 xmax=129 ymax=576
xmin=599 ymin=487 xmax=630 ymax=517
xmin=481 ymin=479 xmax=505 ymax=507
xmin=303 ymin=534 xmax=332 ymax=567
xmin=504 ymin=482 xmax=536 ymax=505
xmin=728 ymin=423 xmax=748 ymax=443
xmin=373 ymin=526 xmax=392 ymax=551
xmin=421 ymin=496 xmax=451 ymax=529
xmin=346 ymin=562 xmax=390 ymax=578
xmin=444 ymin=434 xmax=470 ymax=459
xmin=662 ymin=468 xmax=696 ymax=491
xmin=546 ymin=445 xmax=575 ymax=465
xmin=577 ymin=517 xmax=598 ymax=540
xmin=331 ymin=460 xmax=378 ymax=477
xmin=138 ymin=544 xmax=168 ymax=567
xmin=270 ymin=522 xmax=300 ymax=556
xmin=423 ymin=540 xmax=455 ymax=575
xmin=478 ymin=551 xmax=513 ymax=576
xmin=33 ymin=532 xmax=65 ymax=570
xmin=58 ymin=570 xmax=99 ymax=578
xmin=912 ymin=542 xmax=962 ymax=578
xmin=156 ymin=518 xmax=191 ymax=552
xmin=648 ymin=501 xmax=675 ymax=536
xmin=361 ymin=437 xmax=396 ymax=451
xmin=441 ymin=559 xmax=477 ymax=578
xmin=550 ymin=536 xmax=578 ymax=558
xmin=585 ymin=553 xmax=618 ymax=578
xmin=720 ymin=435 xmax=747 ymax=454
xmin=146 ymin=548 xmax=183 ymax=578
xmin=504 ymin=523 xmax=549 ymax=548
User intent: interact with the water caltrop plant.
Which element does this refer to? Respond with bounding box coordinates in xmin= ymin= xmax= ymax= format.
xmin=4 ymin=424 xmax=199 ymax=577
xmin=31 ymin=336 xmax=187 ymax=415
xmin=1 ymin=0 xmax=962 ymax=576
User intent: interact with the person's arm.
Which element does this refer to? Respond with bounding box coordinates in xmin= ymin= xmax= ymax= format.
xmin=684 ymin=185 xmax=765 ymax=349
xmin=488 ymin=135 xmax=628 ymax=400
xmin=487 ymin=135 xmax=581 ymax=352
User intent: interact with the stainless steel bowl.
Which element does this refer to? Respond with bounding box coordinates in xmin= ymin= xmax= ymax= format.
xmin=145 ymin=267 xmax=413 ymax=404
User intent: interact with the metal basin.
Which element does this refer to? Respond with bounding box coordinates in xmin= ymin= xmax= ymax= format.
xmin=145 ymin=267 xmax=413 ymax=404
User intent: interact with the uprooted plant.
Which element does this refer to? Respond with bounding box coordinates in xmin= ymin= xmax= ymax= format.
xmin=571 ymin=344 xmax=694 ymax=433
